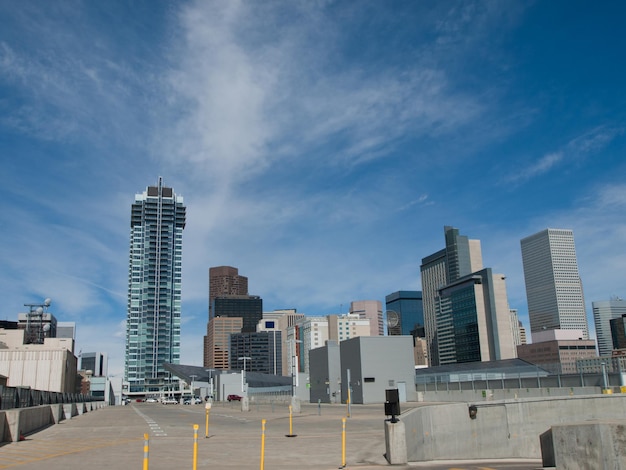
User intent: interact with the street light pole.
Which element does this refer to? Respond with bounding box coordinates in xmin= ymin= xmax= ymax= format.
xmin=285 ymin=338 xmax=302 ymax=397
xmin=238 ymin=357 xmax=251 ymax=394
xmin=190 ymin=374 xmax=197 ymax=398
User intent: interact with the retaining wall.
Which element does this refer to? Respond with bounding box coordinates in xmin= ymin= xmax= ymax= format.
xmin=402 ymin=394 xmax=626 ymax=461
xmin=0 ymin=402 xmax=106 ymax=442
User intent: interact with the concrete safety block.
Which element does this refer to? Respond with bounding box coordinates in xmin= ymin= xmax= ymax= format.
xmin=541 ymin=420 xmax=626 ymax=470
xmin=384 ymin=419 xmax=408 ymax=465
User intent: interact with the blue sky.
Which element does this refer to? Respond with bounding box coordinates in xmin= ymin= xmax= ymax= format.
xmin=1 ymin=1 xmax=625 ymax=376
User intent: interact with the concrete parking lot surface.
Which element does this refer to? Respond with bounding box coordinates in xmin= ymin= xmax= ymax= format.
xmin=0 ymin=401 xmax=543 ymax=470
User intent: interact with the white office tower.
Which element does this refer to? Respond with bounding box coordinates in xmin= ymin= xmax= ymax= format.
xmin=80 ymin=352 xmax=108 ymax=377
xmin=593 ymin=298 xmax=626 ymax=356
xmin=521 ymin=228 xmax=589 ymax=340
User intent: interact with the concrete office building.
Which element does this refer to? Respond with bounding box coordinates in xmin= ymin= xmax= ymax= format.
xmin=517 ymin=329 xmax=596 ymax=374
xmin=349 ymin=300 xmax=383 ymax=336
xmin=258 ymin=309 xmax=305 ymax=376
xmin=327 ymin=313 xmax=370 ymax=343
xmin=0 ymin=329 xmax=77 ymax=392
xmin=204 ymin=266 xmax=248 ymax=366
xmin=420 ymin=226 xmax=483 ymax=366
xmin=509 ymin=309 xmax=526 ymax=347
xmin=385 ymin=291 xmax=424 ymax=337
xmin=593 ymin=298 xmax=626 ymax=356
xmin=206 ymin=316 xmax=243 ymax=370
xmin=286 ymin=316 xmax=328 ymax=376
xmin=124 ymin=178 xmax=186 ymax=395
xmin=519 ymin=322 xmax=527 ymax=345
xmin=229 ymin=331 xmax=282 ymax=375
xmin=17 ymin=312 xmax=57 ymax=344
xmin=80 ymin=352 xmax=108 ymax=377
xmin=521 ymin=228 xmax=589 ymax=339
xmin=436 ymin=268 xmax=517 ymax=364
xmin=56 ymin=321 xmax=76 ymax=340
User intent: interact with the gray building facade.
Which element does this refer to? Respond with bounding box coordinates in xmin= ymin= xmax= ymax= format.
xmin=337 ymin=336 xmax=417 ymax=404
xmin=309 ymin=340 xmax=341 ymax=404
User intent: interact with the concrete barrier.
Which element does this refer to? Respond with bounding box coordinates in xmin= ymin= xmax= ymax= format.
xmin=1 ymin=402 xmax=106 ymax=443
xmin=384 ymin=420 xmax=407 ymax=464
xmin=63 ymin=403 xmax=77 ymax=419
xmin=541 ymin=420 xmax=626 ymax=469
xmin=402 ymin=394 xmax=626 ymax=462
xmin=5 ymin=405 xmax=55 ymax=442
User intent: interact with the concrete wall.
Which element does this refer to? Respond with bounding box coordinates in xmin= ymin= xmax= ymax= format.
xmin=0 ymin=348 xmax=77 ymax=392
xmin=402 ymin=394 xmax=626 ymax=461
xmin=0 ymin=402 xmax=106 ymax=443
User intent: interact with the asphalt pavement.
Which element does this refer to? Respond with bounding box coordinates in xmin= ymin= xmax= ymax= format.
xmin=0 ymin=401 xmax=544 ymax=470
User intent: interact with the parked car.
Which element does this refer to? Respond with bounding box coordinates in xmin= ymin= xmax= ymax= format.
xmin=227 ymin=394 xmax=243 ymax=402
xmin=145 ymin=397 xmax=158 ymax=403
xmin=162 ymin=397 xmax=178 ymax=405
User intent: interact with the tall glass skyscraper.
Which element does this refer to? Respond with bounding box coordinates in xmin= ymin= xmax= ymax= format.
xmin=420 ymin=226 xmax=483 ymax=366
xmin=593 ymin=298 xmax=626 ymax=356
xmin=520 ymin=228 xmax=589 ymax=340
xmin=124 ymin=178 xmax=186 ymax=395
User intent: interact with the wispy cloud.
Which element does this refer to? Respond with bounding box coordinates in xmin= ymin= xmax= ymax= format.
xmin=505 ymin=126 xmax=623 ymax=184
xmin=510 ymin=151 xmax=563 ymax=183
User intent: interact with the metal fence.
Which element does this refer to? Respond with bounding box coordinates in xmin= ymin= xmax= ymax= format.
xmin=0 ymin=385 xmax=99 ymax=410
xmin=415 ymin=371 xmax=620 ymax=392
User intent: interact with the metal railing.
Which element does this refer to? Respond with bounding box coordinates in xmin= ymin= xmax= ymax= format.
xmin=0 ymin=385 xmax=100 ymax=410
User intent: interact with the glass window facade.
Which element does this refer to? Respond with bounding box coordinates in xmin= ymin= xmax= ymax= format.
xmin=125 ymin=178 xmax=186 ymax=394
xmin=385 ymin=291 xmax=424 ymax=336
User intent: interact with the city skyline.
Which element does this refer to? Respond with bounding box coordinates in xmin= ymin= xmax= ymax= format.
xmin=1 ymin=1 xmax=625 ymax=376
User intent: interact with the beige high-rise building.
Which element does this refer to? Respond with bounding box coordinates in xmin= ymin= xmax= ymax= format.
xmin=205 ymin=316 xmax=243 ymax=370
xmin=327 ymin=314 xmax=371 ymax=343
xmin=349 ymin=300 xmax=383 ymax=336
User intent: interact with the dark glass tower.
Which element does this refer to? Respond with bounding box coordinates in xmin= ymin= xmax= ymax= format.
xmin=124 ymin=178 xmax=186 ymax=395
xmin=213 ymin=295 xmax=263 ymax=333
xmin=385 ymin=291 xmax=424 ymax=337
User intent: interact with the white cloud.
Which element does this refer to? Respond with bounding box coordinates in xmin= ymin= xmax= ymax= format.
xmin=508 ymin=151 xmax=563 ymax=183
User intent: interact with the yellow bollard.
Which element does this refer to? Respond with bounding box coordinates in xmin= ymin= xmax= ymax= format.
xmin=260 ymin=419 xmax=267 ymax=470
xmin=205 ymin=402 xmax=211 ymax=438
xmin=192 ymin=424 xmax=199 ymax=470
xmin=143 ymin=433 xmax=149 ymax=470
xmin=340 ymin=417 xmax=346 ymax=468
xmin=286 ymin=405 xmax=297 ymax=437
